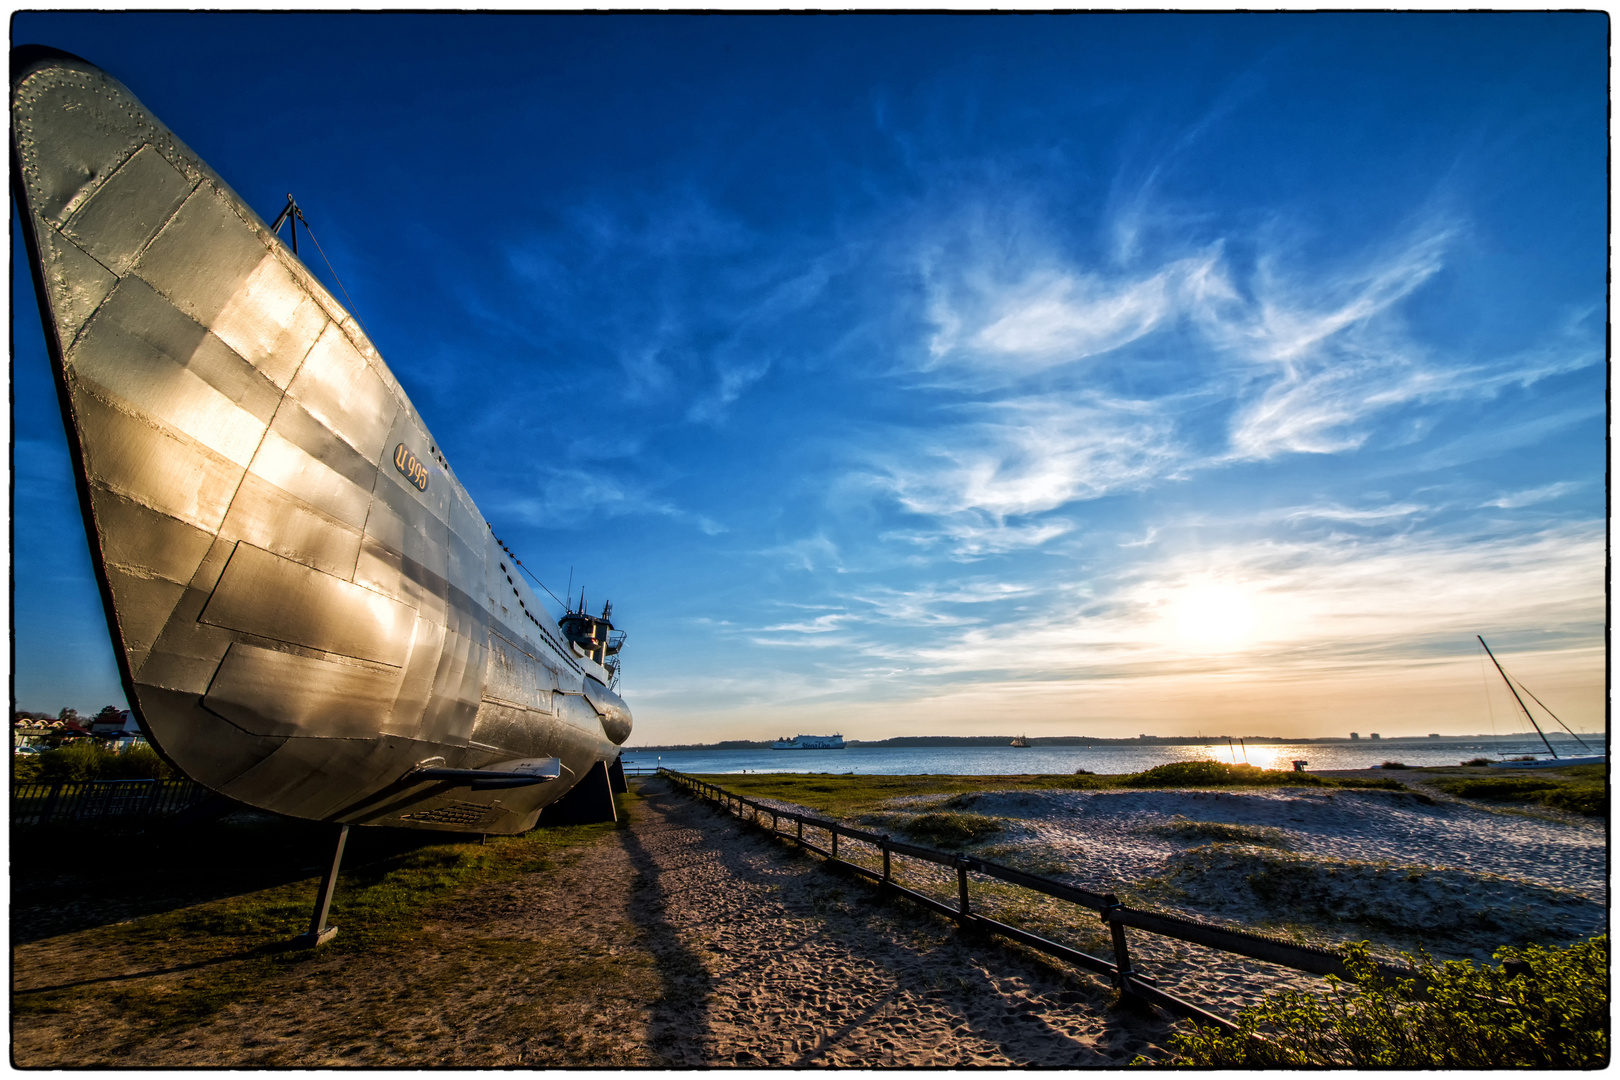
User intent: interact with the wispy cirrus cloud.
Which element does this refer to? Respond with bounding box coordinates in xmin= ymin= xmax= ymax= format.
xmin=1480 ymin=481 xmax=1584 ymax=510
xmin=496 ymin=465 xmax=723 ymax=535
xmin=926 ymin=256 xmax=1218 ymax=369
xmin=867 ymin=392 xmax=1181 ymax=520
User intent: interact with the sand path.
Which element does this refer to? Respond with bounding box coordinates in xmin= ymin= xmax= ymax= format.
xmin=12 ymin=778 xmax=1170 ymax=1067
xmin=628 ymin=775 xmax=1168 ymax=1066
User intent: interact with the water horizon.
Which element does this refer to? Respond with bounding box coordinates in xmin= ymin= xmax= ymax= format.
xmin=620 ymin=735 xmax=1603 ymax=776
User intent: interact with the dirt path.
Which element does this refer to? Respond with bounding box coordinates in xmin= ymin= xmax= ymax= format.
xmin=13 ymin=778 xmax=1169 ymax=1066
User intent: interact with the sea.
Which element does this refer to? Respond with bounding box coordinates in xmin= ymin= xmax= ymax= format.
xmin=620 ymin=736 xmax=1603 ymax=776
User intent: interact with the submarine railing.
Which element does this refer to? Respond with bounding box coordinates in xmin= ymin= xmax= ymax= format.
xmin=657 ymin=768 xmax=1427 ymax=1036
xmin=12 ymin=778 xmax=211 ymax=827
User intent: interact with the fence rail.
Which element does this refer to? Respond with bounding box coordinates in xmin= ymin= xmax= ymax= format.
xmin=12 ymin=778 xmax=211 ymax=827
xmin=659 ymin=769 xmax=1421 ymax=1034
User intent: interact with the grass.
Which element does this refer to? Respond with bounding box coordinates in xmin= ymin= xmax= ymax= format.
xmin=1419 ymin=763 xmax=1605 ymax=817
xmin=686 ymin=761 xmax=1406 ymax=819
xmin=1425 ymin=768 xmax=1606 ymax=817
xmin=13 ymin=792 xmax=636 ymax=1033
xmin=1147 ymin=815 xmax=1294 ymax=848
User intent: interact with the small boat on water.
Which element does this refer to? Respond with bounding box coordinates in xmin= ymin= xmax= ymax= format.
xmin=1010 ymin=735 xmax=1029 ymax=747
xmin=772 ymin=734 xmax=845 ymax=750
xmin=1477 ymin=636 xmax=1606 ymax=769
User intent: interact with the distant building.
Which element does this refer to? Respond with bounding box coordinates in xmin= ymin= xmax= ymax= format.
xmin=91 ymin=709 xmax=139 ymax=739
xmin=1349 ymin=732 xmax=1360 ymax=741
xmin=1369 ymin=733 xmax=1382 ymax=741
xmin=91 ymin=709 xmax=148 ymax=751
xmin=1428 ymin=733 xmax=1440 ymax=739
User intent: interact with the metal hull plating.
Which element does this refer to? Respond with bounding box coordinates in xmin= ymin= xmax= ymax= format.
xmin=11 ymin=48 xmax=631 ymax=833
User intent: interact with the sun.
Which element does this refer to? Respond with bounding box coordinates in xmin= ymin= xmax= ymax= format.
xmin=1165 ymin=582 xmax=1261 ymax=653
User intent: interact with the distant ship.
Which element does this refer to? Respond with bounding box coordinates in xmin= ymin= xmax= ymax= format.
xmin=1010 ymin=735 xmax=1029 ymax=747
xmin=773 ymin=734 xmax=845 ymax=750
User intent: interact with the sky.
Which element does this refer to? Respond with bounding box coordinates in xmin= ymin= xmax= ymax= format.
xmin=10 ymin=12 xmax=1609 ymax=743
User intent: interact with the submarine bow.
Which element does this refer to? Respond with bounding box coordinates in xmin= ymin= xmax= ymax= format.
xmin=11 ymin=46 xmax=631 ymax=833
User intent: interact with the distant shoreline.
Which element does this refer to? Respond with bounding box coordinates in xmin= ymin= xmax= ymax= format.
xmin=622 ymin=733 xmax=1581 ymax=752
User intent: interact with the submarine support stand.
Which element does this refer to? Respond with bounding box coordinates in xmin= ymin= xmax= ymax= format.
xmin=293 ymin=823 xmax=349 ymax=947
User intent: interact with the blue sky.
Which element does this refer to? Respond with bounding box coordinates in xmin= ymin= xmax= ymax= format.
xmin=11 ymin=13 xmax=1607 ymax=742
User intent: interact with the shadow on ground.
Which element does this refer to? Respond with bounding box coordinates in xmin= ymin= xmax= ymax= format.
xmin=10 ymin=811 xmax=482 ymax=944
xmin=617 ymin=794 xmax=718 ymax=1066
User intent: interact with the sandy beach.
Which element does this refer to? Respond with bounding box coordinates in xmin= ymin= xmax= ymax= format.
xmin=884 ymin=784 xmax=1605 ymax=937
xmin=11 ymin=772 xmax=1604 ymax=1067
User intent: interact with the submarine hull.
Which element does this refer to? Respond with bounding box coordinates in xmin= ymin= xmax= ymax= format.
xmin=12 ymin=47 xmax=631 ymax=833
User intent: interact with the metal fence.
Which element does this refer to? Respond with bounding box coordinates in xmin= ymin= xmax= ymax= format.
xmin=661 ymin=769 xmax=1423 ymax=1034
xmin=12 ymin=778 xmax=211 ymax=827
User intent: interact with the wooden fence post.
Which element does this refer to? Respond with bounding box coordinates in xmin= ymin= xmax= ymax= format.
xmin=1102 ymin=894 xmax=1134 ymax=991
xmin=831 ymin=828 xmax=839 ymax=861
xmin=957 ymin=858 xmax=972 ymax=923
xmin=882 ymin=839 xmax=891 ymax=884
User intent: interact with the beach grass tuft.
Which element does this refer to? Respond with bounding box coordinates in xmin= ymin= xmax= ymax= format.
xmin=1147 ymin=816 xmax=1294 ymax=848
xmin=896 ymin=810 xmax=1006 ymax=848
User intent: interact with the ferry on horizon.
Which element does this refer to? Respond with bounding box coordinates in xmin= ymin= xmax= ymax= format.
xmin=773 ymin=734 xmax=845 ymax=750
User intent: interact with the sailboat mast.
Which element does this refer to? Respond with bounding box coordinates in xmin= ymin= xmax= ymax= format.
xmin=1512 ymin=681 xmax=1596 ymax=753
xmin=1478 ymin=636 xmax=1558 ymax=759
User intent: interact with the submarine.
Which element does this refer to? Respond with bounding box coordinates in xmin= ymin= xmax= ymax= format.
xmin=11 ymin=46 xmax=632 ymax=835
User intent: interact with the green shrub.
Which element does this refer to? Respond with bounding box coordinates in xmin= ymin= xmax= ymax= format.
xmin=1156 ymin=936 xmax=1607 ymax=1067
xmin=1379 ymin=761 xmax=1410 ymax=769
xmin=1329 ymin=776 xmax=1409 ymax=791
xmin=12 ymin=753 xmax=43 ymax=784
xmin=900 ymin=811 xmax=1004 ymax=848
xmin=1121 ymin=761 xmax=1323 ymax=788
xmin=27 ymin=741 xmax=174 ymax=784
xmin=1436 ymin=777 xmax=1558 ymax=800
xmin=1461 ymin=757 xmax=1493 ymax=767
xmin=102 ymin=745 xmax=175 ymax=780
xmin=1540 ymin=787 xmax=1606 ymax=817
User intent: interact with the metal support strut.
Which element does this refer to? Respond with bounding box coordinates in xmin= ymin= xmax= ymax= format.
xmin=294 ymin=823 xmax=349 ymax=947
xmin=269 ymin=193 xmax=304 ymax=255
